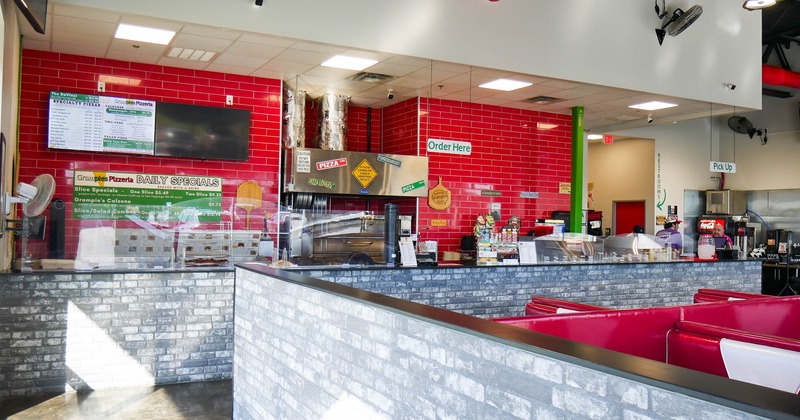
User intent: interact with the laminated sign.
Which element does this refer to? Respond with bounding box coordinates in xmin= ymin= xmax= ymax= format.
xmin=428 ymin=176 xmax=451 ymax=210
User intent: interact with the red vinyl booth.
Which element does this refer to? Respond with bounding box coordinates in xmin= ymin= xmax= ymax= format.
xmin=523 ymin=296 xmax=609 ymax=316
xmin=693 ymin=288 xmax=772 ymax=303
xmin=494 ymin=294 xmax=800 ymax=394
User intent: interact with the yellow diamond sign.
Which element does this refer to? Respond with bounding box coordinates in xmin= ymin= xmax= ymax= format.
xmin=352 ymin=159 xmax=378 ymax=188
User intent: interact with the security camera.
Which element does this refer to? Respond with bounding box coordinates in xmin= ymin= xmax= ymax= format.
xmin=725 ymin=83 xmax=736 ymax=90
xmin=387 ymin=89 xmax=394 ymax=100
xmin=647 ymin=113 xmax=654 ymax=124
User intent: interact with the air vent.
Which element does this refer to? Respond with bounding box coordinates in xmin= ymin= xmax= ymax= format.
xmin=347 ymin=72 xmax=396 ymax=83
xmin=167 ymin=47 xmax=215 ymax=62
xmin=524 ymin=95 xmax=564 ymax=104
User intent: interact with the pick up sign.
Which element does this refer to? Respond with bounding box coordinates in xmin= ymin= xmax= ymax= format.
xmin=710 ymin=161 xmax=736 ymax=173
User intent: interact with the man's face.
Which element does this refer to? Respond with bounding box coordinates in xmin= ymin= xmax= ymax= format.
xmin=713 ymin=225 xmax=724 ymax=236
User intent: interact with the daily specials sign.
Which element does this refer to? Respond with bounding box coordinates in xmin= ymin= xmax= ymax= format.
xmin=73 ymin=170 xmax=223 ymax=221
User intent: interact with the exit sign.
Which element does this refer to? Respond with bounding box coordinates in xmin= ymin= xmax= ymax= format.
xmin=710 ymin=161 xmax=736 ymax=173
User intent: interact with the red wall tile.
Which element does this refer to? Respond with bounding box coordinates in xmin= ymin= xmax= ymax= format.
xmin=18 ymin=50 xmax=572 ymax=260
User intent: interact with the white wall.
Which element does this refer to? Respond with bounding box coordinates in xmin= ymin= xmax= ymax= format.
xmin=612 ymin=117 xmax=724 ymax=234
xmin=58 ymin=0 xmax=762 ymax=109
xmin=588 ymin=138 xmax=655 ymax=234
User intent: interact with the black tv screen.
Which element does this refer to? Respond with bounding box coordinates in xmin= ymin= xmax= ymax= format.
xmin=154 ymin=102 xmax=251 ymax=161
xmin=14 ymin=0 xmax=47 ymax=34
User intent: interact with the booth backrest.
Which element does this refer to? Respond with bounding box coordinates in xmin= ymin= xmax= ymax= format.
xmin=500 ymin=306 xmax=682 ymax=361
xmin=675 ymin=321 xmax=800 ymax=353
xmin=693 ymin=288 xmax=771 ymax=303
xmin=524 ymin=297 xmax=609 ymax=316
xmin=682 ymin=296 xmax=800 ymax=340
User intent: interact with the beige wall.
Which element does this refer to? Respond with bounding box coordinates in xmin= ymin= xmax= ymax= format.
xmin=588 ymin=138 xmax=655 ymax=235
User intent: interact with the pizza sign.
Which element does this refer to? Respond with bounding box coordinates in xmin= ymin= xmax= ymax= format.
xmin=316 ymin=158 xmax=348 ymax=171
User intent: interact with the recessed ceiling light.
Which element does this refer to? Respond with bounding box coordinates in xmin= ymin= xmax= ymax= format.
xmin=537 ymin=122 xmax=558 ymax=130
xmin=115 ymin=23 xmax=175 ymax=45
xmin=742 ymin=0 xmax=776 ymax=10
xmin=321 ymin=55 xmax=378 ymax=71
xmin=479 ymin=79 xmax=533 ymax=91
xmin=628 ymin=101 xmax=678 ymax=111
xmin=587 ymin=134 xmax=603 ymax=140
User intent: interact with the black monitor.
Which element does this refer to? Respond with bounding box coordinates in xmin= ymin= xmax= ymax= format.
xmin=154 ymin=102 xmax=251 ymax=161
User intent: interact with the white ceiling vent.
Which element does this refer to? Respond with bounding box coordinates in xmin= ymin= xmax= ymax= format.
xmin=167 ymin=47 xmax=215 ymax=62
xmin=524 ymin=95 xmax=564 ymax=104
xmin=347 ymin=72 xmax=396 ymax=83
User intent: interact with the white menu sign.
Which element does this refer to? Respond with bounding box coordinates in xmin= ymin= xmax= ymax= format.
xmin=48 ymin=91 xmax=156 ymax=155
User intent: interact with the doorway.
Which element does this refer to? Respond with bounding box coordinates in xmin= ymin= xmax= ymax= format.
xmin=614 ymin=200 xmax=645 ymax=235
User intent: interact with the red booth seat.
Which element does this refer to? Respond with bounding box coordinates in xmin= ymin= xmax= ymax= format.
xmin=693 ymin=288 xmax=771 ymax=303
xmin=668 ymin=321 xmax=800 ymax=394
xmin=524 ymin=297 xmax=610 ymax=316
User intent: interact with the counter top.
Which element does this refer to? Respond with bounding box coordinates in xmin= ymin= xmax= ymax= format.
xmin=267 ymin=258 xmax=760 ymax=271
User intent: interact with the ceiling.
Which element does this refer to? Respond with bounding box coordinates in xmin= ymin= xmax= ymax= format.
xmin=15 ymin=2 xmax=800 ymax=134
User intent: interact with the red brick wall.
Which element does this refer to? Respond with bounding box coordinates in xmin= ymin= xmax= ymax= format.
xmin=18 ymin=50 xmax=572 ymax=260
xmin=415 ymin=98 xmax=572 ymax=253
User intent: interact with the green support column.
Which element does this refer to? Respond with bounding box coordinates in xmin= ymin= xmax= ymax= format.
xmin=570 ymin=106 xmax=584 ymax=234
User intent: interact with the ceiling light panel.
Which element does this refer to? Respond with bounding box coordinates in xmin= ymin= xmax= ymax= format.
xmin=587 ymin=134 xmax=603 ymax=140
xmin=321 ymin=55 xmax=378 ymax=71
xmin=115 ymin=23 xmax=175 ymax=45
xmin=479 ymin=79 xmax=533 ymax=91
xmin=628 ymin=101 xmax=678 ymax=111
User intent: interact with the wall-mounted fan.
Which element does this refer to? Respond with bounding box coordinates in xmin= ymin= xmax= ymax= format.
xmin=654 ymin=0 xmax=703 ymax=45
xmin=727 ymin=116 xmax=768 ymax=145
xmin=3 ymin=174 xmax=55 ymax=271
xmin=5 ymin=173 xmax=55 ymax=217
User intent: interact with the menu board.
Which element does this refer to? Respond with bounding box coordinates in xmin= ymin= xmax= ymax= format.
xmin=47 ymin=91 xmax=156 ymax=155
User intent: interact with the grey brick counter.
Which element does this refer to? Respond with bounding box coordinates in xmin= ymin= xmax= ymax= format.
xmin=299 ymin=260 xmax=763 ymax=317
xmin=233 ymin=265 xmax=792 ymax=419
xmin=0 ymin=270 xmax=234 ymax=398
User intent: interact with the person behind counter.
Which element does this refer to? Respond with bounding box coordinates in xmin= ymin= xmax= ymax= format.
xmin=713 ymin=223 xmax=733 ymax=249
xmin=656 ymin=220 xmax=683 ymax=257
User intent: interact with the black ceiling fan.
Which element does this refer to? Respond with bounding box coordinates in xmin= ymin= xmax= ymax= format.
xmin=654 ymin=0 xmax=703 ymax=45
xmin=727 ymin=116 xmax=768 ymax=145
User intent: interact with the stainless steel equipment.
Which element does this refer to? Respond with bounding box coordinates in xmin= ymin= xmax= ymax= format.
xmin=284 ymin=148 xmax=429 ymax=197
xmin=705 ymin=190 xmax=746 ymax=215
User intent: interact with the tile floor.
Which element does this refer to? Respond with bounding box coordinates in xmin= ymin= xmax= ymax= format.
xmin=0 ymin=380 xmax=232 ymax=420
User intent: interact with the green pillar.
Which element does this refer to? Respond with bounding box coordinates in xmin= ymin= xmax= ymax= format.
xmin=570 ymin=106 xmax=584 ymax=234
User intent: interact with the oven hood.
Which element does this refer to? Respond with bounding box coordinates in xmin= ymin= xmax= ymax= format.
xmin=284 ymin=148 xmax=429 ymax=197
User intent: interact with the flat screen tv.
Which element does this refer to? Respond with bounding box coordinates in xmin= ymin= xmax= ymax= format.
xmin=14 ymin=0 xmax=47 ymax=34
xmin=154 ymin=102 xmax=251 ymax=161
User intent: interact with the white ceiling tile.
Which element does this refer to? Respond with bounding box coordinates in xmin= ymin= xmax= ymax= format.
xmin=109 ymin=39 xmax=169 ymax=56
xmin=21 ymin=39 xmax=51 ymax=52
xmin=157 ymin=56 xmax=213 ymax=70
xmin=238 ymin=33 xmax=295 ymax=48
xmin=291 ymin=42 xmax=347 ymax=55
xmin=52 ymin=30 xmax=111 ymax=50
xmin=213 ymin=53 xmax=268 ymax=69
xmin=259 ymin=60 xmax=315 ymax=75
xmin=54 ymin=15 xmax=117 ymax=38
xmin=53 ymin=4 xmax=120 ymax=24
xmin=171 ymin=33 xmax=233 ymax=52
xmin=204 ymin=63 xmax=255 ymax=76
xmin=105 ymin=50 xmax=161 ymax=65
xmin=181 ymin=24 xmax=241 ymax=41
xmin=366 ymin=62 xmax=420 ymax=77
xmin=272 ymin=48 xmax=332 ymax=66
xmin=50 ymin=42 xmax=108 ymax=59
xmin=224 ymin=42 xmax=285 ymax=60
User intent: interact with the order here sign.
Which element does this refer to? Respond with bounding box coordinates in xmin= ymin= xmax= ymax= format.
xmin=427 ymin=138 xmax=472 ymax=155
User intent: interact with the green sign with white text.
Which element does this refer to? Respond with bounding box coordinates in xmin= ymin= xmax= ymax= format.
xmin=72 ymin=170 xmax=223 ymax=221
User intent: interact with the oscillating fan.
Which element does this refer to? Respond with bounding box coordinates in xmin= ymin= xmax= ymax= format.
xmin=4 ymin=173 xmax=55 ymax=217
xmin=4 ymin=174 xmax=55 ymax=271
xmin=654 ymin=0 xmax=703 ymax=46
xmin=727 ymin=116 xmax=768 ymax=145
